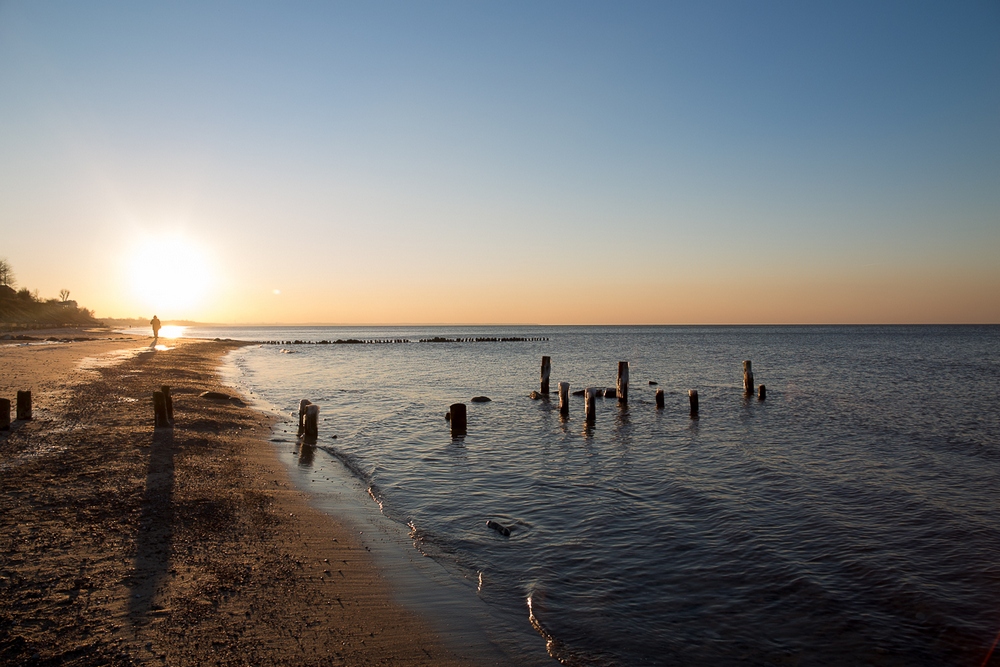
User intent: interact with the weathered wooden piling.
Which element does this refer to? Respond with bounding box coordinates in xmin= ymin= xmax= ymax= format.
xmin=450 ymin=403 xmax=467 ymax=435
xmin=160 ymin=385 xmax=174 ymax=423
xmin=298 ymin=399 xmax=313 ymax=435
xmin=617 ymin=362 xmax=629 ymax=404
xmin=689 ymin=389 xmax=699 ymax=417
xmin=304 ymin=404 xmax=320 ymax=439
xmin=758 ymin=384 xmax=766 ymax=400
xmin=0 ymin=398 xmax=10 ymax=430
xmin=584 ymin=388 xmax=597 ymax=423
xmin=558 ymin=382 xmax=570 ymax=416
xmin=16 ymin=390 xmax=31 ymax=421
xmin=540 ymin=356 xmax=551 ymax=395
xmin=655 ymin=388 xmax=665 ymax=409
xmin=743 ymin=360 xmax=754 ymax=396
xmin=153 ymin=391 xmax=170 ymax=428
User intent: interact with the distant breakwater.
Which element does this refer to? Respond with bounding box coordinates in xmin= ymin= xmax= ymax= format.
xmin=259 ymin=336 xmax=548 ymax=345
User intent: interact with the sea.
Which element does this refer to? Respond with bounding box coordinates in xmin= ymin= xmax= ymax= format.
xmin=171 ymin=324 xmax=999 ymax=666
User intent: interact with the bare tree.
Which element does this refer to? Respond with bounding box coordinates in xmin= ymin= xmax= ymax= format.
xmin=59 ymin=288 xmax=71 ymax=302
xmin=0 ymin=258 xmax=14 ymax=288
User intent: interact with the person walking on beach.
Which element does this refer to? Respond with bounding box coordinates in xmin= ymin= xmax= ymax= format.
xmin=150 ymin=315 xmax=161 ymax=339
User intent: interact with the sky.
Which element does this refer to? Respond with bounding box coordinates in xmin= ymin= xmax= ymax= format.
xmin=0 ymin=1 xmax=997 ymax=324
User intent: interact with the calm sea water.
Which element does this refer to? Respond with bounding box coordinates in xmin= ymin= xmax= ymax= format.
xmin=179 ymin=325 xmax=1000 ymax=666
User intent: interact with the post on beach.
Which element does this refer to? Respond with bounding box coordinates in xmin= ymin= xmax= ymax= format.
xmin=540 ymin=356 xmax=551 ymax=395
xmin=655 ymin=388 xmax=664 ymax=409
xmin=450 ymin=403 xmax=467 ymax=436
xmin=584 ymin=387 xmax=597 ymax=423
xmin=617 ymin=361 xmax=629 ymax=404
xmin=558 ymin=382 xmax=570 ymax=417
xmin=16 ymin=390 xmax=32 ymax=421
xmin=689 ymin=389 xmax=699 ymax=418
xmin=153 ymin=391 xmax=170 ymax=428
xmin=743 ymin=360 xmax=754 ymax=396
xmin=302 ymin=404 xmax=320 ymax=442
xmin=0 ymin=398 xmax=10 ymax=430
xmin=758 ymin=384 xmax=766 ymax=400
xmin=161 ymin=385 xmax=173 ymax=424
xmin=298 ymin=399 xmax=312 ymax=436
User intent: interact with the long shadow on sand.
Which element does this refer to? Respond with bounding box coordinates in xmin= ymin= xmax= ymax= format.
xmin=128 ymin=427 xmax=175 ymax=620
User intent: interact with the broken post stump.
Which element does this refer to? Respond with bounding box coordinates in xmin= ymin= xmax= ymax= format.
xmin=656 ymin=388 xmax=664 ymax=409
xmin=304 ymin=404 xmax=320 ymax=439
xmin=540 ymin=356 xmax=551 ymax=395
xmin=0 ymin=398 xmax=9 ymax=430
xmin=558 ymin=382 xmax=570 ymax=417
xmin=153 ymin=391 xmax=170 ymax=428
xmin=298 ymin=399 xmax=313 ymax=435
xmin=758 ymin=384 xmax=766 ymax=400
xmin=617 ymin=362 xmax=629 ymax=404
xmin=743 ymin=360 xmax=754 ymax=396
xmin=160 ymin=385 xmax=173 ymax=424
xmin=450 ymin=403 xmax=467 ymax=436
xmin=689 ymin=389 xmax=699 ymax=418
xmin=16 ymin=390 xmax=31 ymax=421
xmin=584 ymin=387 xmax=597 ymax=423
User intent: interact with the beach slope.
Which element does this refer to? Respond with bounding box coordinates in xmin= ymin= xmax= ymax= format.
xmin=0 ymin=334 xmax=474 ymax=666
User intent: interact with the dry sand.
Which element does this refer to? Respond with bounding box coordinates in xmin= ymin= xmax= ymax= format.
xmin=0 ymin=330 xmax=477 ymax=666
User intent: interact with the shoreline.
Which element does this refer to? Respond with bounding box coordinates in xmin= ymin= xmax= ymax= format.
xmin=0 ymin=330 xmax=479 ymax=665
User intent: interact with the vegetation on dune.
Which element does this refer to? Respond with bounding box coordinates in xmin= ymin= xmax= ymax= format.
xmin=0 ymin=258 xmax=101 ymax=329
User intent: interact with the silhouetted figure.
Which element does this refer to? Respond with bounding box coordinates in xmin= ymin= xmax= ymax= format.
xmin=151 ymin=315 xmax=161 ymax=339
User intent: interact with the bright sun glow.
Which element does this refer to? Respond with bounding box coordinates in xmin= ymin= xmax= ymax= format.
xmin=157 ymin=325 xmax=186 ymax=339
xmin=126 ymin=234 xmax=214 ymax=315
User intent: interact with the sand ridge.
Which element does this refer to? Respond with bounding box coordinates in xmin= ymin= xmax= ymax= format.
xmin=0 ymin=332 xmax=477 ymax=666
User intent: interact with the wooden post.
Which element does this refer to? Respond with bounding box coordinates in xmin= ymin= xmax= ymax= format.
xmin=689 ymin=389 xmax=699 ymax=417
xmin=304 ymin=404 xmax=320 ymax=439
xmin=655 ymin=388 xmax=664 ymax=409
xmin=153 ymin=391 xmax=170 ymax=428
xmin=16 ymin=390 xmax=32 ymax=421
xmin=540 ymin=356 xmax=551 ymax=395
xmin=160 ymin=385 xmax=173 ymax=424
xmin=450 ymin=403 xmax=467 ymax=436
xmin=743 ymin=360 xmax=754 ymax=396
xmin=758 ymin=384 xmax=766 ymax=400
xmin=584 ymin=388 xmax=597 ymax=423
xmin=558 ymin=382 xmax=570 ymax=417
xmin=0 ymin=398 xmax=9 ymax=430
xmin=617 ymin=362 xmax=629 ymax=404
xmin=298 ymin=399 xmax=312 ymax=436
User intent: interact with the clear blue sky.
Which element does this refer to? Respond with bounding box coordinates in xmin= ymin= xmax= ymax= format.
xmin=1 ymin=1 xmax=997 ymax=323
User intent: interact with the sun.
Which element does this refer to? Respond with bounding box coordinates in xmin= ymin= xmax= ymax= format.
xmin=126 ymin=234 xmax=214 ymax=316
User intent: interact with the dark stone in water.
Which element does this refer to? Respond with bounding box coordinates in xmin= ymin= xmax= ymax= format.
xmin=572 ymin=389 xmax=585 ymax=396
xmin=445 ymin=412 xmax=451 ymax=421
xmin=604 ymin=388 xmax=617 ymax=398
xmin=471 ymin=396 xmax=491 ymax=403
xmin=486 ymin=520 xmax=511 ymax=537
xmin=648 ymin=380 xmax=658 ymax=385
xmin=199 ymin=391 xmax=230 ymax=401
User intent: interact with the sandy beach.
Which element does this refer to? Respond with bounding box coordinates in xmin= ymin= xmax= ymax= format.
xmin=0 ymin=330 xmax=475 ymax=666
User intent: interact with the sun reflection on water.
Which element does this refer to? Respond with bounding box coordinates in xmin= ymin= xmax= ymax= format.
xmin=157 ymin=325 xmax=186 ymax=339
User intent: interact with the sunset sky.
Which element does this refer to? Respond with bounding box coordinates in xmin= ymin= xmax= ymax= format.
xmin=1 ymin=2 xmax=997 ymax=324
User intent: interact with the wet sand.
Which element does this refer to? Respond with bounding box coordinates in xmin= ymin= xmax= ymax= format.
xmin=0 ymin=330 xmax=476 ymax=666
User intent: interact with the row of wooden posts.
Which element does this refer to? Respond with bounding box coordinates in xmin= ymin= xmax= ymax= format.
xmin=447 ymin=357 xmax=765 ymax=436
xmin=0 ymin=391 xmax=32 ymax=430
xmin=288 ymin=356 xmax=766 ymax=439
